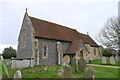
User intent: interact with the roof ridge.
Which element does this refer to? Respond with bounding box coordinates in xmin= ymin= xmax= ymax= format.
xmin=29 ymin=16 xmax=77 ymax=31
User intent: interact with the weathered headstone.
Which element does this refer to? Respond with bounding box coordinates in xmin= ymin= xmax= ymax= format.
xmin=102 ymin=57 xmax=107 ymax=64
xmin=63 ymin=55 xmax=70 ymax=65
xmin=77 ymin=58 xmax=87 ymax=72
xmin=84 ymin=66 xmax=96 ymax=79
xmin=110 ymin=56 xmax=116 ymax=65
xmin=63 ymin=66 xmax=72 ymax=78
xmin=14 ymin=70 xmax=22 ymax=79
xmin=115 ymin=56 xmax=118 ymax=61
xmin=0 ymin=55 xmax=9 ymax=78
xmin=71 ymin=57 xmax=76 ymax=68
xmin=74 ymin=57 xmax=79 ymax=65
xmin=115 ymin=56 xmax=120 ymax=61
xmin=6 ymin=60 xmax=12 ymax=66
xmin=118 ymin=56 xmax=120 ymax=61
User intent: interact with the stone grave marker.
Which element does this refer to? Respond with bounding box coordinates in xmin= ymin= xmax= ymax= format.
xmin=110 ymin=56 xmax=116 ymax=65
xmin=115 ymin=56 xmax=118 ymax=61
xmin=63 ymin=66 xmax=72 ymax=78
xmin=115 ymin=56 xmax=120 ymax=61
xmin=84 ymin=66 xmax=96 ymax=79
xmin=6 ymin=60 xmax=12 ymax=66
xmin=102 ymin=57 xmax=107 ymax=64
xmin=77 ymin=58 xmax=87 ymax=72
xmin=0 ymin=55 xmax=9 ymax=78
xmin=118 ymin=56 xmax=120 ymax=61
xmin=14 ymin=70 xmax=22 ymax=79
xmin=71 ymin=57 xmax=76 ymax=69
xmin=63 ymin=55 xmax=70 ymax=65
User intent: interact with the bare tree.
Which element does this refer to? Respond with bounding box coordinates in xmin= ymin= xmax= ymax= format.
xmin=97 ymin=17 xmax=120 ymax=55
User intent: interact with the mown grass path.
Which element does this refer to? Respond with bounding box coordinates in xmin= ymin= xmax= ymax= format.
xmin=87 ymin=64 xmax=119 ymax=68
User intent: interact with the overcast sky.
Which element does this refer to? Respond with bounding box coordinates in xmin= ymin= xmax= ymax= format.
xmin=0 ymin=0 xmax=119 ymax=53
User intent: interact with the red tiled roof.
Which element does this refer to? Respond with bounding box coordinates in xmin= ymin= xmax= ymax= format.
xmin=65 ymin=40 xmax=83 ymax=54
xmin=79 ymin=33 xmax=99 ymax=47
xmin=29 ymin=16 xmax=99 ymax=47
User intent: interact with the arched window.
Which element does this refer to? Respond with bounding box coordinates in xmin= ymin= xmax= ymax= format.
xmin=42 ymin=43 xmax=48 ymax=58
xmin=22 ymin=29 xmax=26 ymax=48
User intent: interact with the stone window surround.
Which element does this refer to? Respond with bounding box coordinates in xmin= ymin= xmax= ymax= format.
xmin=42 ymin=43 xmax=48 ymax=58
xmin=57 ymin=41 xmax=62 ymax=65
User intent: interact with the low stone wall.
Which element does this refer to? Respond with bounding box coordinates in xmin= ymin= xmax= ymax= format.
xmin=11 ymin=58 xmax=34 ymax=69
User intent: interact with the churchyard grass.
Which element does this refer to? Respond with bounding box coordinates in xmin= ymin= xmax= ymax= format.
xmin=2 ymin=64 xmax=119 ymax=78
xmin=0 ymin=60 xmax=2 ymax=74
xmin=90 ymin=59 xmax=120 ymax=66
xmin=92 ymin=66 xmax=119 ymax=78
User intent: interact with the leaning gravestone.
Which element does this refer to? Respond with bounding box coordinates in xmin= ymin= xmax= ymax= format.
xmin=102 ymin=57 xmax=107 ymax=64
xmin=110 ymin=56 xmax=116 ymax=65
xmin=84 ymin=66 xmax=96 ymax=79
xmin=0 ymin=55 xmax=9 ymax=78
xmin=63 ymin=66 xmax=72 ymax=78
xmin=71 ymin=57 xmax=76 ymax=69
xmin=63 ymin=55 xmax=70 ymax=65
xmin=14 ymin=70 xmax=22 ymax=79
xmin=78 ymin=58 xmax=87 ymax=72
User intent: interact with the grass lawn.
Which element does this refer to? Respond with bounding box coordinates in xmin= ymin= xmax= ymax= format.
xmin=0 ymin=60 xmax=2 ymax=77
xmin=89 ymin=59 xmax=120 ymax=66
xmin=2 ymin=64 xmax=119 ymax=78
xmin=92 ymin=66 xmax=119 ymax=78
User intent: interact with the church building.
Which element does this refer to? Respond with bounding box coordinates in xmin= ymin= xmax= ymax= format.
xmin=17 ymin=11 xmax=101 ymax=65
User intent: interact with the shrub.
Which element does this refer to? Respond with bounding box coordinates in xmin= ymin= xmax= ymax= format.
xmin=2 ymin=46 xmax=16 ymax=59
xmin=102 ymin=48 xmax=115 ymax=57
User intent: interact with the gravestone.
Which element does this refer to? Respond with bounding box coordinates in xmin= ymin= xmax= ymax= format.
xmin=77 ymin=58 xmax=87 ymax=72
xmin=63 ymin=55 xmax=70 ymax=65
xmin=118 ymin=56 xmax=120 ymax=61
xmin=71 ymin=57 xmax=76 ymax=69
xmin=110 ymin=56 xmax=116 ymax=65
xmin=115 ymin=56 xmax=118 ymax=61
xmin=6 ymin=60 xmax=12 ymax=66
xmin=84 ymin=66 xmax=96 ymax=79
xmin=115 ymin=56 xmax=120 ymax=61
xmin=0 ymin=55 xmax=9 ymax=78
xmin=63 ymin=66 xmax=72 ymax=78
xmin=74 ymin=57 xmax=79 ymax=65
xmin=14 ymin=70 xmax=22 ymax=79
xmin=102 ymin=57 xmax=107 ymax=64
